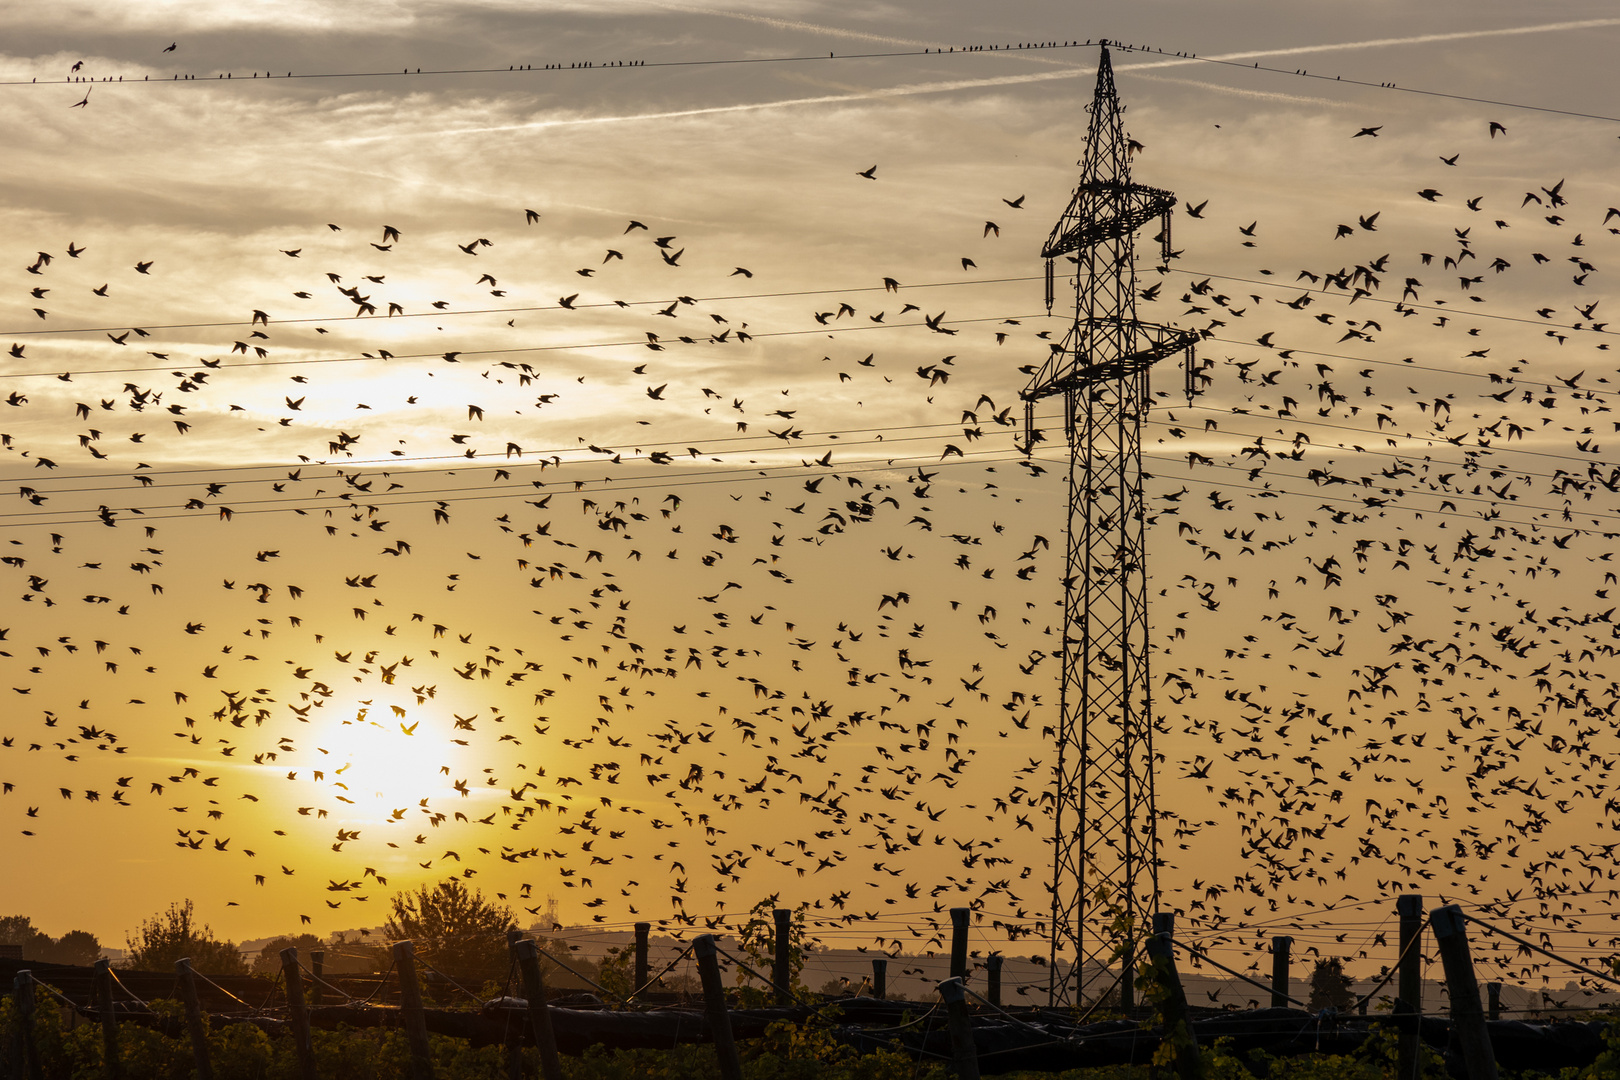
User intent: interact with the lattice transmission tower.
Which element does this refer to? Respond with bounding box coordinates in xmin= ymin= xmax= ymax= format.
xmin=1019 ymin=42 xmax=1201 ymax=1008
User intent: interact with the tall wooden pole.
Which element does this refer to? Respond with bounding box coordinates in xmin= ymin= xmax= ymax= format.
xmin=94 ymin=958 xmax=122 ymax=1080
xmin=175 ymin=959 xmax=215 ymax=1080
xmin=872 ymin=958 xmax=887 ymax=1000
xmin=1142 ymin=933 xmax=1199 ymax=1080
xmin=515 ymin=939 xmax=563 ymax=1080
xmin=504 ymin=931 xmax=525 ymax=1080
xmin=1270 ymin=936 xmax=1293 ymax=1009
xmin=949 ymin=908 xmax=970 ymax=983
xmin=694 ymin=935 xmax=743 ymax=1080
xmin=1396 ymin=894 xmax=1424 ymax=1080
xmin=938 ymin=979 xmax=981 ymax=1080
xmin=13 ymin=972 xmax=42 ymax=1080
xmin=1431 ymin=905 xmax=1498 ymax=1080
xmin=392 ymin=941 xmax=436 ymax=1080
xmin=634 ymin=922 xmax=651 ymax=996
xmin=309 ymin=950 xmax=325 ymax=1009
xmin=773 ymin=909 xmax=793 ymax=1006
xmin=280 ymin=947 xmax=318 ymax=1080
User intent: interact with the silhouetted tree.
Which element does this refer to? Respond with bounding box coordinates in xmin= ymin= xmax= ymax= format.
xmin=0 ymin=915 xmax=52 ymax=958
xmin=38 ymin=930 xmax=102 ymax=966
xmin=1308 ymin=956 xmax=1354 ymax=1011
xmin=250 ymin=933 xmax=324 ymax=976
xmin=0 ymin=916 xmax=102 ymax=965
xmin=383 ymin=881 xmax=515 ymax=993
xmin=124 ymin=900 xmax=247 ymax=975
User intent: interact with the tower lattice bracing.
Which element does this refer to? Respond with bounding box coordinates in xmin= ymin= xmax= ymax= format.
xmin=1021 ymin=43 xmax=1199 ymax=1008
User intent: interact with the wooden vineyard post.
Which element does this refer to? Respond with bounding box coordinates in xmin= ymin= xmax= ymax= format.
xmin=94 ymin=958 xmax=122 ymax=1080
xmin=694 ymin=934 xmax=743 ymax=1080
xmin=175 ymin=959 xmax=215 ymax=1080
xmin=1431 ymin=905 xmax=1498 ymax=1080
xmin=309 ymin=950 xmax=324 ymax=1009
xmin=938 ymin=978 xmax=981 ymax=1080
xmin=1143 ymin=933 xmax=1199 ymax=1080
xmin=634 ymin=922 xmax=651 ymax=997
xmin=393 ymin=941 xmax=435 ymax=1080
xmin=1396 ymin=893 xmax=1424 ymax=1080
xmin=515 ymin=939 xmax=562 ymax=1080
xmin=986 ymin=953 xmax=1003 ymax=1008
xmin=13 ymin=971 xmax=42 ymax=1080
xmin=1270 ymin=936 xmax=1293 ymax=1008
xmin=504 ymin=930 xmax=525 ymax=1080
xmin=872 ymin=957 xmax=887 ymax=1000
xmin=280 ymin=947 xmax=318 ymax=1080
xmin=949 ymin=908 xmax=969 ymax=983
xmin=773 ymin=909 xmax=793 ymax=1006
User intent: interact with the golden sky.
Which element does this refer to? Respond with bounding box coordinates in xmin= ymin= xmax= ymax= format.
xmin=3 ymin=1 xmax=1620 ymax=990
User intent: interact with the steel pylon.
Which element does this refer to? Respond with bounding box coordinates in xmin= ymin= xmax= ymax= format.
xmin=1020 ymin=43 xmax=1199 ymax=1009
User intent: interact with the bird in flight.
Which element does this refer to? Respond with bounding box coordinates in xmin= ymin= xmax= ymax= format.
xmin=70 ymin=88 xmax=91 ymax=109
xmin=1353 ymin=126 xmax=1381 ymax=138
xmin=856 ymin=165 xmax=877 ymax=179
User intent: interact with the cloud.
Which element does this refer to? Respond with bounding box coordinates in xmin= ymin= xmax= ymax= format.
xmin=641 ymin=2 xmax=943 ymax=48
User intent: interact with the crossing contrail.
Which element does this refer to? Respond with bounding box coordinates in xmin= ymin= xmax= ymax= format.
xmin=333 ymin=17 xmax=1620 ymax=145
xmin=1120 ymin=17 xmax=1620 ymax=71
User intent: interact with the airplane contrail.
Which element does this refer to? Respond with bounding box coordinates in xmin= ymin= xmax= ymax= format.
xmin=333 ymin=17 xmax=1620 ymax=145
xmin=1119 ymin=17 xmax=1620 ymax=71
xmin=645 ymin=2 xmax=940 ymax=49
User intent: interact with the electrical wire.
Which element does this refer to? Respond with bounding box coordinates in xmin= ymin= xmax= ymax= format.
xmin=0 ymin=310 xmax=1039 ymax=381
xmin=6 ymin=36 xmax=1616 ymax=129
xmin=0 ymin=274 xmax=1040 ymax=342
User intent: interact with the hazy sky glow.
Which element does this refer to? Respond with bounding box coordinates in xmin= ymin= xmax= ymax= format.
xmin=3 ymin=2 xmax=1620 ymax=994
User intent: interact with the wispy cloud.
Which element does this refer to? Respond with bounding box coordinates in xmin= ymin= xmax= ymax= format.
xmin=644 ymin=2 xmax=942 ymax=48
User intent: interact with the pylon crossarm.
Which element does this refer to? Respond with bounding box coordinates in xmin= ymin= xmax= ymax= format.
xmin=1021 ymin=320 xmax=1200 ymax=402
xmin=1043 ymin=182 xmax=1176 ymax=258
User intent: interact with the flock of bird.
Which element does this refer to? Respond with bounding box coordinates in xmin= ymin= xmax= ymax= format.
xmin=4 ymin=61 xmax=1620 ymax=993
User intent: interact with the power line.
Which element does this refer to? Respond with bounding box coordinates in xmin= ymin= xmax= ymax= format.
xmin=0 ymin=311 xmax=1040 ymax=381
xmin=4 ymin=417 xmax=1025 ymax=500
xmin=1169 ymin=268 xmax=1619 ymax=345
xmin=5 ymin=36 xmax=1615 ymax=129
xmin=0 ymin=274 xmax=1042 ymax=341
xmin=1149 ymin=411 xmax=1620 ymax=485
xmin=1106 ymin=41 xmax=1620 ymax=125
xmin=1174 ymin=401 xmax=1620 ymax=471
xmin=0 ymin=444 xmax=1033 ymax=530
xmin=11 ymin=263 xmax=1610 ymax=399
xmin=1121 ymin=448 xmax=1620 ymax=537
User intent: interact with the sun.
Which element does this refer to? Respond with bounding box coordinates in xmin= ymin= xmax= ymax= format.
xmin=300 ymin=702 xmax=462 ymax=820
